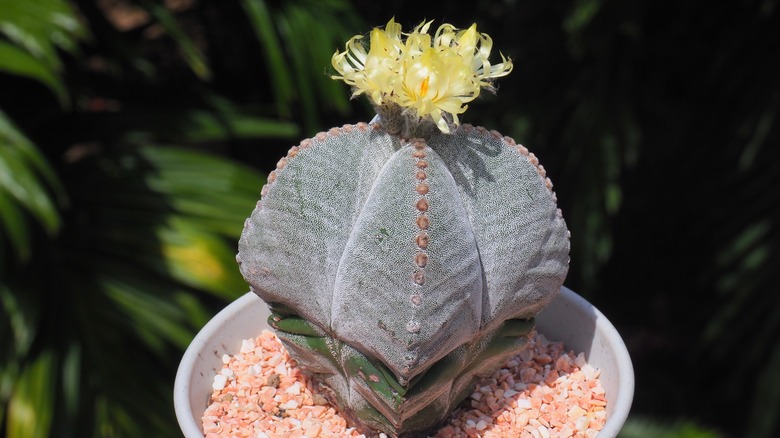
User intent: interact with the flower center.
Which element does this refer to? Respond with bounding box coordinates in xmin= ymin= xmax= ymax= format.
xmin=331 ymin=19 xmax=514 ymax=134
xmin=420 ymin=76 xmax=430 ymax=97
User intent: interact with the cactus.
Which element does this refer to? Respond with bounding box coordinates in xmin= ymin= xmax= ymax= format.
xmin=237 ymin=19 xmax=569 ymax=437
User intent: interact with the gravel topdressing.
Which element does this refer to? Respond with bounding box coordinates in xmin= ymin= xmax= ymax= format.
xmin=203 ymin=330 xmax=606 ymax=438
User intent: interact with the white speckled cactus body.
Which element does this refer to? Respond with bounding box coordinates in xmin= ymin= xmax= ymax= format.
xmin=237 ymin=118 xmax=570 ymax=436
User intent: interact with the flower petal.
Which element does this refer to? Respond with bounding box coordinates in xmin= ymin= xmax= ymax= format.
xmin=330 ymin=19 xmax=513 ymax=134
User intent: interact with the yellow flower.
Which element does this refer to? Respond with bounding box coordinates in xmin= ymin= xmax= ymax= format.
xmin=332 ymin=19 xmax=513 ymax=134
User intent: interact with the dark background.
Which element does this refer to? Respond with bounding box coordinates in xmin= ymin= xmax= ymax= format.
xmin=1 ymin=0 xmax=778 ymax=436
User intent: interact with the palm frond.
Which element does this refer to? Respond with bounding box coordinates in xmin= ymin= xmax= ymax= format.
xmin=240 ymin=0 xmax=362 ymax=131
xmin=0 ymin=0 xmax=85 ymax=104
xmin=12 ymin=145 xmax=267 ymax=436
xmin=0 ymin=110 xmax=64 ymax=261
xmin=141 ymin=0 xmax=212 ymax=81
xmin=5 ymin=351 xmax=55 ymax=438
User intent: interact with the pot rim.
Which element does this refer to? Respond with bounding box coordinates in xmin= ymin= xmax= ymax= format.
xmin=174 ymin=286 xmax=634 ymax=437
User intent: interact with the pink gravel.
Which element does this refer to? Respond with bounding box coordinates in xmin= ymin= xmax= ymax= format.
xmin=202 ymin=330 xmax=606 ymax=438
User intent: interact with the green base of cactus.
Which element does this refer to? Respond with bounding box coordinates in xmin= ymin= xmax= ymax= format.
xmin=269 ymin=311 xmax=535 ymax=437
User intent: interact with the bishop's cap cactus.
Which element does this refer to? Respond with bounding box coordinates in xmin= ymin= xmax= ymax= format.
xmin=237 ymin=19 xmax=570 ymax=437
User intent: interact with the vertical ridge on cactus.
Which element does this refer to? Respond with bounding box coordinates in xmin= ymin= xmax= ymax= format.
xmin=237 ymin=119 xmax=569 ymax=436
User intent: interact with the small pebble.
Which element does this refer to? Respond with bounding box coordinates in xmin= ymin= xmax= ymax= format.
xmin=203 ymin=330 xmax=607 ymax=438
xmin=211 ymin=374 xmax=227 ymax=391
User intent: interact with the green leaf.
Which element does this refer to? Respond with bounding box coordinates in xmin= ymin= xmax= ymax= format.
xmin=65 ymin=145 xmax=260 ymax=300
xmin=175 ymin=109 xmax=299 ymax=141
xmin=140 ymin=145 xmax=265 ymax=227
xmin=0 ymin=40 xmax=66 ymax=103
xmin=0 ymin=0 xmax=85 ymax=62
xmin=61 ymin=343 xmax=81 ymax=422
xmin=174 ymin=292 xmax=213 ymax=331
xmin=75 ymin=106 xmax=299 ymax=145
xmin=6 ymin=351 xmax=56 ymax=438
xmin=0 ymin=0 xmax=87 ymax=105
xmin=0 ymin=190 xmax=30 ymax=260
xmin=143 ymin=1 xmax=212 ymax=80
xmin=0 ymin=112 xmax=63 ymax=244
xmin=240 ymin=0 xmax=295 ymax=117
xmin=0 ymin=111 xmax=62 ymax=193
xmin=0 ymin=283 xmax=38 ymax=360
xmin=247 ymin=0 xmax=360 ymax=131
xmin=98 ymin=273 xmax=197 ymax=351
xmin=0 ymin=145 xmax=59 ymax=228
xmin=156 ymin=218 xmax=248 ymax=300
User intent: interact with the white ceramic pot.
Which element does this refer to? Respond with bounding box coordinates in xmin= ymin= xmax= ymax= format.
xmin=174 ymin=286 xmax=634 ymax=437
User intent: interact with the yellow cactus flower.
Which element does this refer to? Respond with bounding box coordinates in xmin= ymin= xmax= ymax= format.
xmin=331 ymin=18 xmax=513 ymax=135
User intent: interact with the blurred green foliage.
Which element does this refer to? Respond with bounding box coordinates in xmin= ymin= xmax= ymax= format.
xmin=620 ymin=417 xmax=723 ymax=438
xmin=0 ymin=0 xmax=361 ymax=436
xmin=1 ymin=0 xmax=778 ymax=437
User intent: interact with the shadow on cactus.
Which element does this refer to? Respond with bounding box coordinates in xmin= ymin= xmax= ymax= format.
xmin=237 ymin=19 xmax=570 ymax=437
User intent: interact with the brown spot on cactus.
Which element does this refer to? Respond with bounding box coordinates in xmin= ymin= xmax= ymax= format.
xmin=267 ymin=170 xmax=277 ymax=183
xmin=537 ymin=164 xmax=547 ymax=178
xmin=369 ymin=374 xmax=380 ymax=383
xmin=416 ymin=216 xmax=430 ymax=230
xmin=372 ymin=122 xmax=383 ymax=131
xmin=490 ymin=129 xmax=502 ymax=139
xmin=341 ymin=124 xmax=353 ymax=133
xmin=476 ymin=126 xmax=487 ymax=134
xmin=545 ymin=178 xmax=554 ymax=190
xmin=300 ymin=139 xmax=312 ymax=149
xmin=356 ymin=122 xmax=369 ymax=131
xmin=416 ymin=198 xmax=429 ymax=212
xmin=412 ymin=140 xmax=426 ymax=150
xmin=416 ymin=183 xmax=429 ymax=195
xmin=415 ymin=170 xmax=427 ymax=180
xmin=260 ymin=185 xmax=269 ymax=197
xmin=329 ymin=127 xmax=341 ymax=136
xmin=413 ymin=270 xmax=425 ymax=285
xmin=461 ymin=123 xmax=474 ymax=132
xmin=415 ymin=233 xmax=429 ymax=249
xmin=415 ymin=160 xmax=428 ymax=169
xmin=415 ymin=252 xmax=428 ymax=268
xmin=406 ymin=321 xmax=421 ymax=334
xmin=517 ymin=144 xmax=529 ymax=156
xmin=287 ymin=146 xmax=300 ymax=158
xmin=276 ymin=157 xmax=288 ymax=170
xmin=315 ymin=132 xmax=327 ymax=142
xmin=410 ymin=294 xmax=423 ymax=306
xmin=528 ymin=152 xmax=539 ymax=167
xmin=503 ymin=136 xmax=516 ymax=146
xmin=412 ymin=150 xmax=426 ymax=159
